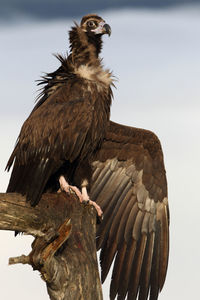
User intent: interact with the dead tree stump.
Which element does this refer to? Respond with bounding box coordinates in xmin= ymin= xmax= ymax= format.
xmin=0 ymin=192 xmax=103 ymax=300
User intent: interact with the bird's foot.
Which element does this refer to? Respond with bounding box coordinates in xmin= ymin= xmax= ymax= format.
xmin=59 ymin=176 xmax=103 ymax=217
xmin=88 ymin=200 xmax=103 ymax=218
xmin=82 ymin=186 xmax=103 ymax=218
xmin=59 ymin=175 xmax=83 ymax=200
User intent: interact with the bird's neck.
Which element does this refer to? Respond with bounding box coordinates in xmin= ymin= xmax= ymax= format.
xmin=69 ymin=25 xmax=102 ymax=68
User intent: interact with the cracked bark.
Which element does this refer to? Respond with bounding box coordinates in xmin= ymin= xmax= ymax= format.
xmin=0 ymin=192 xmax=103 ymax=300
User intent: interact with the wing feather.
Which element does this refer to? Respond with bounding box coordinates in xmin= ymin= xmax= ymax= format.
xmin=110 ymin=243 xmax=127 ymax=300
xmin=138 ymin=232 xmax=155 ymax=300
xmin=118 ymin=239 xmax=138 ymax=300
xmin=6 ymin=83 xmax=93 ymax=205
xmin=91 ymin=121 xmax=169 ymax=300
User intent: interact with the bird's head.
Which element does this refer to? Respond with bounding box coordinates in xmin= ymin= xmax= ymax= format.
xmin=80 ymin=14 xmax=111 ymax=37
xmin=69 ymin=14 xmax=111 ymax=60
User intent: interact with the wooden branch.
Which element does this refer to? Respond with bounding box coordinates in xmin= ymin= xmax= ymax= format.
xmin=0 ymin=192 xmax=103 ymax=300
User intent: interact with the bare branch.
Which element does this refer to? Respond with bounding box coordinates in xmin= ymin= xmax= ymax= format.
xmin=0 ymin=192 xmax=103 ymax=300
xmin=9 ymin=254 xmax=31 ymax=265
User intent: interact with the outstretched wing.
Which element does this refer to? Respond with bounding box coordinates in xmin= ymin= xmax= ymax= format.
xmin=90 ymin=121 xmax=169 ymax=300
xmin=6 ymin=81 xmax=93 ymax=206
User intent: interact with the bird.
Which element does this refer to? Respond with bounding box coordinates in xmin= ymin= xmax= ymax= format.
xmin=6 ymin=14 xmax=113 ymax=216
xmin=90 ymin=121 xmax=169 ymax=300
xmin=6 ymin=13 xmax=169 ymax=300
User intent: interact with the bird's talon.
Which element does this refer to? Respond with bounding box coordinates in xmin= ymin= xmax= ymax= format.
xmin=82 ymin=199 xmax=90 ymax=204
xmin=97 ymin=214 xmax=104 ymax=224
xmin=68 ymin=187 xmax=73 ymax=194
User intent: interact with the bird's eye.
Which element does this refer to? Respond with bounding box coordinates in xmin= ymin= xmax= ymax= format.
xmin=87 ymin=20 xmax=95 ymax=27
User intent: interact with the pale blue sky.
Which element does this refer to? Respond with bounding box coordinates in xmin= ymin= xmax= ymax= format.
xmin=1 ymin=6 xmax=200 ymax=300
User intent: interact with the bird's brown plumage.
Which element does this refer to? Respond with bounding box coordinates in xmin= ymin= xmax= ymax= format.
xmin=90 ymin=121 xmax=169 ymax=300
xmin=6 ymin=15 xmax=113 ymax=205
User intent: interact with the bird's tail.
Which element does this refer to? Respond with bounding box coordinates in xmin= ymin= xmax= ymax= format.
xmin=6 ymin=158 xmax=57 ymax=206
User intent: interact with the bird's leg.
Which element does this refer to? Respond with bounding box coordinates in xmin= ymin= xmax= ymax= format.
xmin=81 ymin=184 xmax=103 ymax=217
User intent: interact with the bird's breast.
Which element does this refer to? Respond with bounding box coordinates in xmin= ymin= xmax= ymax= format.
xmin=74 ymin=64 xmax=113 ymax=88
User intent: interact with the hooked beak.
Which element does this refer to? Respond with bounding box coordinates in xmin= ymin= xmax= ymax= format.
xmin=91 ymin=21 xmax=112 ymax=36
xmin=103 ymin=23 xmax=111 ymax=36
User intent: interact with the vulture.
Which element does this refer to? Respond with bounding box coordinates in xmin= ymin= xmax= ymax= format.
xmin=6 ymin=14 xmax=113 ymax=215
xmin=6 ymin=14 xmax=169 ymax=300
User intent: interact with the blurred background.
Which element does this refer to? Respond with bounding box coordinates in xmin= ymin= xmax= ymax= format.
xmin=1 ymin=0 xmax=200 ymax=21
xmin=0 ymin=1 xmax=200 ymax=299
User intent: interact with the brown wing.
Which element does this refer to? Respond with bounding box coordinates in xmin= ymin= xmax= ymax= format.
xmin=90 ymin=121 xmax=169 ymax=300
xmin=6 ymin=81 xmax=94 ymax=206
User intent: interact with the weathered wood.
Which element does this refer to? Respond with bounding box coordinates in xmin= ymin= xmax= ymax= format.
xmin=0 ymin=192 xmax=103 ymax=300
